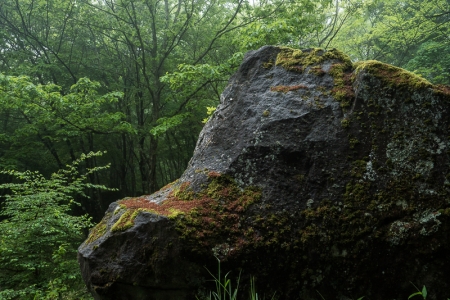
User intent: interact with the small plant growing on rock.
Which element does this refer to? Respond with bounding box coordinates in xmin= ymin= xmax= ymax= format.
xmin=408 ymin=283 xmax=427 ymax=299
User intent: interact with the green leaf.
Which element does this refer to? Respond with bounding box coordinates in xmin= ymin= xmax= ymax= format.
xmin=421 ymin=285 xmax=427 ymax=299
xmin=150 ymin=113 xmax=191 ymax=137
xmin=0 ymin=152 xmax=113 ymax=298
xmin=409 ymin=292 xmax=423 ymax=299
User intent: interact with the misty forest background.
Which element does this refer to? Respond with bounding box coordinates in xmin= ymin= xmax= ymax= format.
xmin=0 ymin=0 xmax=449 ymax=298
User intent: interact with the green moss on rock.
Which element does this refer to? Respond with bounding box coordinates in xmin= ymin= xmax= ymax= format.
xmin=111 ymin=208 xmax=142 ymax=232
xmin=275 ymin=47 xmax=354 ymax=108
xmin=85 ymin=213 xmax=110 ymax=244
xmin=354 ymin=60 xmax=432 ymax=90
xmin=112 ymin=172 xmax=262 ymax=254
xmin=275 ymin=47 xmax=352 ymax=72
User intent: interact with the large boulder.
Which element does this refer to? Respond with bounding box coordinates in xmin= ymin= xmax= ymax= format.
xmin=78 ymin=46 xmax=450 ymax=300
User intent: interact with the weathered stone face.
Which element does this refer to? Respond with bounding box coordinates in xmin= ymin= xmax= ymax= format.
xmin=78 ymin=46 xmax=450 ymax=300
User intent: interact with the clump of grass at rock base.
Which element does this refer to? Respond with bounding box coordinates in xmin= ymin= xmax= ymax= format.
xmin=198 ymin=257 xmax=276 ymax=300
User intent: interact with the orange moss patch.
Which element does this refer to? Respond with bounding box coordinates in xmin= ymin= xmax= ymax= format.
xmin=270 ymin=85 xmax=308 ymax=93
xmin=116 ymin=173 xmax=262 ymax=252
xmin=434 ymin=84 xmax=450 ymax=96
xmin=119 ymin=197 xmax=205 ymax=216
xmin=207 ymin=171 xmax=221 ymax=178
xmin=119 ymin=182 xmax=201 ymax=217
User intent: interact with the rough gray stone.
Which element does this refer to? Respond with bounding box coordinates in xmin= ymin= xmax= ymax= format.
xmin=78 ymin=46 xmax=450 ymax=300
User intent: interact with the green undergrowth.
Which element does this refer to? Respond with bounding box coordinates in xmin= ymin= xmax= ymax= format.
xmin=0 ymin=152 xmax=110 ymax=299
xmin=198 ymin=257 xmax=276 ymax=300
xmin=200 ymin=260 xmax=448 ymax=300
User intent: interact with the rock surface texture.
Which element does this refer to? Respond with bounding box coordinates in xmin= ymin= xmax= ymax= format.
xmin=78 ymin=46 xmax=450 ymax=300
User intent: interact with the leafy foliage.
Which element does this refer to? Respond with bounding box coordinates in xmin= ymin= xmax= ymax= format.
xmin=404 ymin=41 xmax=450 ymax=85
xmin=0 ymin=74 xmax=127 ymax=172
xmin=0 ymin=151 xmax=110 ymax=299
xmin=234 ymin=0 xmax=332 ymax=51
xmin=150 ymin=113 xmax=192 ymax=137
xmin=0 ymin=0 xmax=278 ymax=196
xmin=326 ymin=0 xmax=450 ymax=85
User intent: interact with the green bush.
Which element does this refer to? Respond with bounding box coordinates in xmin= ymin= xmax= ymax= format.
xmin=0 ymin=152 xmax=109 ymax=299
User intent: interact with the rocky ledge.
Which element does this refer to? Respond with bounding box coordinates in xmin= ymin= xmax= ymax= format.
xmin=78 ymin=46 xmax=450 ymax=300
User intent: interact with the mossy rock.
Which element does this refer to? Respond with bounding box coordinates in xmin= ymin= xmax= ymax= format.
xmin=79 ymin=46 xmax=450 ymax=300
